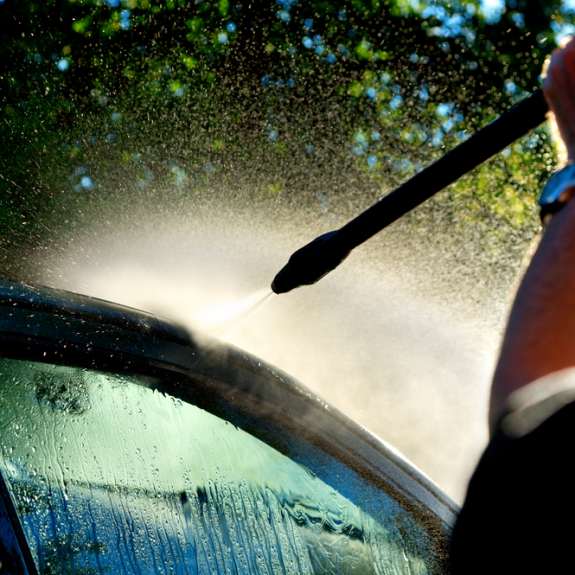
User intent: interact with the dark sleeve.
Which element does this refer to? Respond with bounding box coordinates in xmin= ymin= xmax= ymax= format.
xmin=449 ymin=389 xmax=575 ymax=574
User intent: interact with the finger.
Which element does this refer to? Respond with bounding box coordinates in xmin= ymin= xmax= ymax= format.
xmin=543 ymin=51 xmax=575 ymax=159
xmin=547 ymin=49 xmax=575 ymax=149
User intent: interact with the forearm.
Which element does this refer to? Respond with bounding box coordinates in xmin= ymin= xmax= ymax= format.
xmin=490 ymin=198 xmax=575 ymax=428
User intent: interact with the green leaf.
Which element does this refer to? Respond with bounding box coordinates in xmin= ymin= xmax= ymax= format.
xmin=218 ymin=0 xmax=229 ymax=16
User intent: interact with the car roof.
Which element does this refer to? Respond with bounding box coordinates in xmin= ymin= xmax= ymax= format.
xmin=0 ymin=279 xmax=459 ymax=530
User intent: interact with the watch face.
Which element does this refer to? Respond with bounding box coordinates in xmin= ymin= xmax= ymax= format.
xmin=539 ymin=164 xmax=575 ymax=207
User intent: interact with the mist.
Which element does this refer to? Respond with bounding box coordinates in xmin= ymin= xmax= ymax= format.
xmin=33 ymin=193 xmax=526 ymax=505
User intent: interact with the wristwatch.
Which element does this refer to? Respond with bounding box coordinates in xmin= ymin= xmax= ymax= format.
xmin=539 ymin=163 xmax=575 ymax=225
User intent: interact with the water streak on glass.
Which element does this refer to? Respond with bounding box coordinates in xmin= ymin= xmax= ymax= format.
xmin=0 ymin=358 xmax=437 ymax=574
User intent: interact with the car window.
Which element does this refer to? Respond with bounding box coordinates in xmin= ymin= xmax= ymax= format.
xmin=0 ymin=357 xmax=440 ymax=575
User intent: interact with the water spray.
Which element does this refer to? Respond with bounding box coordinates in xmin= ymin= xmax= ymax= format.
xmin=194 ymin=289 xmax=274 ymax=339
xmin=272 ymin=89 xmax=548 ymax=295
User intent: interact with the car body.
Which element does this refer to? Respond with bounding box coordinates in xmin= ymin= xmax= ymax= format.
xmin=0 ymin=279 xmax=458 ymax=574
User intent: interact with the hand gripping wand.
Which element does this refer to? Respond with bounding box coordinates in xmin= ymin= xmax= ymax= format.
xmin=271 ymin=89 xmax=549 ymax=295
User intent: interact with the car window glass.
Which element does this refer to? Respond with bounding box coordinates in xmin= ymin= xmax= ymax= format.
xmin=0 ymin=358 xmax=439 ymax=574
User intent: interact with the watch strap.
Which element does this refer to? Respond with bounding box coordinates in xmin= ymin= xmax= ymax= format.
xmin=539 ymin=163 xmax=575 ymax=225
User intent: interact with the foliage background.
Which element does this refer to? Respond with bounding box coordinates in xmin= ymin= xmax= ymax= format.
xmin=0 ymin=0 xmax=572 ymax=279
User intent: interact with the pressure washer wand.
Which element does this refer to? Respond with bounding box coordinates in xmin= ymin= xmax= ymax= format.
xmin=272 ymin=89 xmax=549 ymax=295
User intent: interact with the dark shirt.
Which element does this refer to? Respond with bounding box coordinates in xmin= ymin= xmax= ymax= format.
xmin=450 ymin=373 xmax=575 ymax=574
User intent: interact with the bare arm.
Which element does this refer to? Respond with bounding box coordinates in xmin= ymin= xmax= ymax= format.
xmin=490 ymin=37 xmax=575 ymax=428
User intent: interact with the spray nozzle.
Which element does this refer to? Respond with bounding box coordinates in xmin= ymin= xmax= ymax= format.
xmin=271 ymin=231 xmax=350 ymax=294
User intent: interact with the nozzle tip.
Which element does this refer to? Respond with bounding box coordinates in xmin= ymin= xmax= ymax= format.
xmin=270 ymin=230 xmax=350 ymax=295
xmin=271 ymin=264 xmax=295 ymax=294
